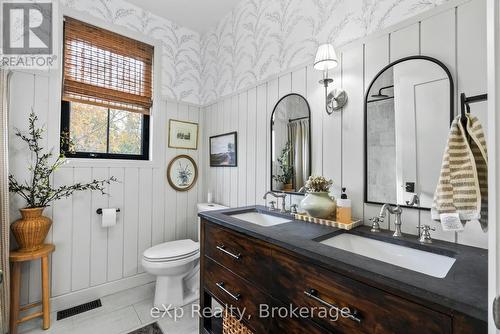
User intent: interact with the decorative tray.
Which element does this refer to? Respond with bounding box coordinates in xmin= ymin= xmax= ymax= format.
xmin=293 ymin=213 xmax=363 ymax=230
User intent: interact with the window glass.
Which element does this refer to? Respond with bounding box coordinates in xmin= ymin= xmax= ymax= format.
xmin=67 ymin=102 xmax=144 ymax=156
xmin=109 ymin=109 xmax=142 ymax=155
xmin=69 ymin=102 xmax=107 ymax=153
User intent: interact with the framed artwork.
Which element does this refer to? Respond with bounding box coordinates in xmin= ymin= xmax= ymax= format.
xmin=168 ymin=119 xmax=199 ymax=150
xmin=167 ymin=155 xmax=198 ymax=191
xmin=209 ymin=131 xmax=237 ymax=167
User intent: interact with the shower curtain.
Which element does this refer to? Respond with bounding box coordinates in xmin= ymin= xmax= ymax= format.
xmin=288 ymin=119 xmax=309 ymax=189
xmin=0 ymin=69 xmax=10 ymax=334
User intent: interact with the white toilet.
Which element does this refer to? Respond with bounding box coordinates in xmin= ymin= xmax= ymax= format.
xmin=142 ymin=203 xmax=228 ymax=308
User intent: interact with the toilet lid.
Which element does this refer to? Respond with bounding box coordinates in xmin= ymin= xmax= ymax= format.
xmin=143 ymin=239 xmax=199 ymax=262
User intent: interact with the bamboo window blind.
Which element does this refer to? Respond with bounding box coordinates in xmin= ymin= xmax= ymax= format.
xmin=62 ymin=17 xmax=154 ymax=115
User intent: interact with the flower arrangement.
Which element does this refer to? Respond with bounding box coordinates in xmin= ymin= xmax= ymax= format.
xmin=272 ymin=141 xmax=294 ymax=185
xmin=177 ymin=162 xmax=193 ymax=186
xmin=8 ymin=111 xmax=117 ymax=208
xmin=304 ymin=175 xmax=333 ymax=193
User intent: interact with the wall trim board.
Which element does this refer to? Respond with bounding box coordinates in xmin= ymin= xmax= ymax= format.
xmin=199 ymin=0 xmax=472 ymax=109
xmin=49 ymin=273 xmax=154 ymax=312
xmin=8 ymin=69 xmax=202 ymax=109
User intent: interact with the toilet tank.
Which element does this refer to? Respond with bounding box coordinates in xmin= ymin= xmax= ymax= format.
xmin=196 ymin=203 xmax=228 ymax=241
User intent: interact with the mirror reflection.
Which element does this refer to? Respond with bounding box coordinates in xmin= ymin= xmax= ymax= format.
xmin=271 ymin=94 xmax=311 ymax=194
xmin=365 ymin=57 xmax=453 ymax=209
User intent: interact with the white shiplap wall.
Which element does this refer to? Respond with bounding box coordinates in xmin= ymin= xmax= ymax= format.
xmin=202 ymin=0 xmax=488 ymax=249
xmin=8 ymin=71 xmax=204 ymax=309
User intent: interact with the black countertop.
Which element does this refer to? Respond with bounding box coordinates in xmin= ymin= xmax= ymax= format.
xmin=199 ymin=205 xmax=488 ymax=322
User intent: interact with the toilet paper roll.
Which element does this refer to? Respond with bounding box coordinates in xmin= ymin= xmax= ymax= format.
xmin=101 ymin=208 xmax=117 ymax=228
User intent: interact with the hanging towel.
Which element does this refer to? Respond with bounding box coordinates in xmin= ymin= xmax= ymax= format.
xmin=431 ymin=114 xmax=488 ymax=231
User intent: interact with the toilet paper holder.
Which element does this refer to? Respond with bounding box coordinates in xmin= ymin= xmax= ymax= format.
xmin=96 ymin=208 xmax=121 ymax=214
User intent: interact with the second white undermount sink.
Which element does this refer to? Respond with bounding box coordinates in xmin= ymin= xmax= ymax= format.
xmin=231 ymin=211 xmax=292 ymax=227
xmin=321 ymin=233 xmax=456 ymax=278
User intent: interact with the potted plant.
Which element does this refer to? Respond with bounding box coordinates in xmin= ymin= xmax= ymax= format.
xmin=300 ymin=176 xmax=336 ymax=219
xmin=9 ymin=112 xmax=117 ymax=252
xmin=272 ymin=141 xmax=294 ymax=191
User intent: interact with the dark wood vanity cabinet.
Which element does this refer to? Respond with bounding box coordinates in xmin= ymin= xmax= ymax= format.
xmin=272 ymin=250 xmax=451 ymax=334
xmin=204 ymin=222 xmax=272 ymax=289
xmin=200 ymin=219 xmax=485 ymax=334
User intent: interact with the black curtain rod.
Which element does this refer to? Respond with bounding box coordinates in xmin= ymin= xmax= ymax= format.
xmin=461 ymin=92 xmax=488 ymax=120
xmin=289 ymin=116 xmax=309 ymax=122
xmin=367 ymin=96 xmax=394 ymax=103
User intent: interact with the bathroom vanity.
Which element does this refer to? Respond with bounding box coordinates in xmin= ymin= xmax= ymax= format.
xmin=199 ymin=206 xmax=487 ymax=334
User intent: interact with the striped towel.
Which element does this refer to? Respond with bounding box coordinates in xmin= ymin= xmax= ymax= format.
xmin=431 ymin=114 xmax=488 ymax=231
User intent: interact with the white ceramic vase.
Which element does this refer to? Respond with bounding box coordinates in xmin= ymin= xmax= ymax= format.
xmin=300 ymin=192 xmax=336 ymax=219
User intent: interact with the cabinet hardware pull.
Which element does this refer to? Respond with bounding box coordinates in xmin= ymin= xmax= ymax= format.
xmin=304 ymin=289 xmax=362 ymax=323
xmin=216 ymin=281 xmax=241 ymax=301
xmin=216 ymin=245 xmax=241 ymax=260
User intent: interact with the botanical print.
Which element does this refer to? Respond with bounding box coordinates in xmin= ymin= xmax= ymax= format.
xmin=176 ymin=162 xmax=193 ymax=187
xmin=167 ymin=155 xmax=198 ymax=191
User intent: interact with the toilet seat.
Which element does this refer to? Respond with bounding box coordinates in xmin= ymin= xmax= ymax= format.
xmin=143 ymin=239 xmax=199 ymax=262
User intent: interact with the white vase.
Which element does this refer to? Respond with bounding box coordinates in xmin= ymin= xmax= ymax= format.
xmin=300 ymin=192 xmax=336 ymax=219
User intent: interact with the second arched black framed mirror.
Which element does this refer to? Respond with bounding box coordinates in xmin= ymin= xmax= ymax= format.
xmin=270 ymin=93 xmax=311 ymax=195
xmin=364 ymin=55 xmax=454 ymax=209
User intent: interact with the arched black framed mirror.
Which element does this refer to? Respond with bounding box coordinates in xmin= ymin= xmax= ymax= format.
xmin=364 ymin=55 xmax=454 ymax=209
xmin=270 ymin=93 xmax=311 ymax=195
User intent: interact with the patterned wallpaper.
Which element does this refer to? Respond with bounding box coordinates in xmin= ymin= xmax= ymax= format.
xmin=60 ymin=0 xmax=203 ymax=104
xmin=200 ymin=0 xmax=449 ymax=105
xmin=60 ymin=0 xmax=449 ymax=105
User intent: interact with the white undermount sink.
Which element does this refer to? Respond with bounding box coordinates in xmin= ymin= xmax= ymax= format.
xmin=231 ymin=211 xmax=292 ymax=227
xmin=321 ymin=233 xmax=456 ymax=278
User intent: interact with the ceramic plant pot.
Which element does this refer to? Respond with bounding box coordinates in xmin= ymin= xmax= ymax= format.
xmin=300 ymin=192 xmax=336 ymax=219
xmin=11 ymin=207 xmax=52 ymax=252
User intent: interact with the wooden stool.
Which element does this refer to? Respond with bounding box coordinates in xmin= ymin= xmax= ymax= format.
xmin=9 ymin=244 xmax=55 ymax=334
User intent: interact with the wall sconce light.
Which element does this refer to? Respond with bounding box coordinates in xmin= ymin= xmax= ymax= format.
xmin=314 ymin=43 xmax=348 ymax=115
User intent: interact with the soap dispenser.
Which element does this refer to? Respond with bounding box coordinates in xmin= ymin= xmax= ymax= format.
xmin=336 ymin=187 xmax=352 ymax=224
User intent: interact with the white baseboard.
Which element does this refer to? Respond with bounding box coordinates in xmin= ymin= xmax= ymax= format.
xmin=50 ymin=273 xmax=155 ymax=312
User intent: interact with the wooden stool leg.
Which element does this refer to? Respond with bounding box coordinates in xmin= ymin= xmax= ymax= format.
xmin=10 ymin=262 xmax=21 ymax=334
xmin=41 ymin=255 xmax=50 ymax=329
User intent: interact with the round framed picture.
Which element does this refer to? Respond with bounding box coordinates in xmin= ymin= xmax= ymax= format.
xmin=167 ymin=155 xmax=198 ymax=191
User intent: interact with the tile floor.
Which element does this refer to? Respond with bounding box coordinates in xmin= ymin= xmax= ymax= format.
xmin=18 ymin=283 xmax=199 ymax=334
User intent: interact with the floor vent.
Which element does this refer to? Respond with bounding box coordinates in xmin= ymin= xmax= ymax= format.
xmin=56 ymin=299 xmax=102 ymax=320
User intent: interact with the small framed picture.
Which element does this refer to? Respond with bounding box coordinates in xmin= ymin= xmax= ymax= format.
xmin=209 ymin=131 xmax=237 ymax=167
xmin=168 ymin=119 xmax=199 ymax=150
xmin=167 ymin=155 xmax=198 ymax=191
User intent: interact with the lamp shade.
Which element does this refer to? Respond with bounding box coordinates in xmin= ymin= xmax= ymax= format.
xmin=314 ymin=44 xmax=338 ymax=71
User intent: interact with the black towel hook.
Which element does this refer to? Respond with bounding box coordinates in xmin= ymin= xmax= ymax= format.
xmin=460 ymin=92 xmax=487 ymax=131
xmin=460 ymin=92 xmax=487 ymax=119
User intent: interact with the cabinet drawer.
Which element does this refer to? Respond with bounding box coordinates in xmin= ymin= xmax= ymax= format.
xmin=203 ymin=221 xmax=272 ymax=288
xmin=204 ymin=257 xmax=270 ymax=333
xmin=272 ymin=250 xmax=452 ymax=334
xmin=273 ymin=311 xmax=332 ymax=334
